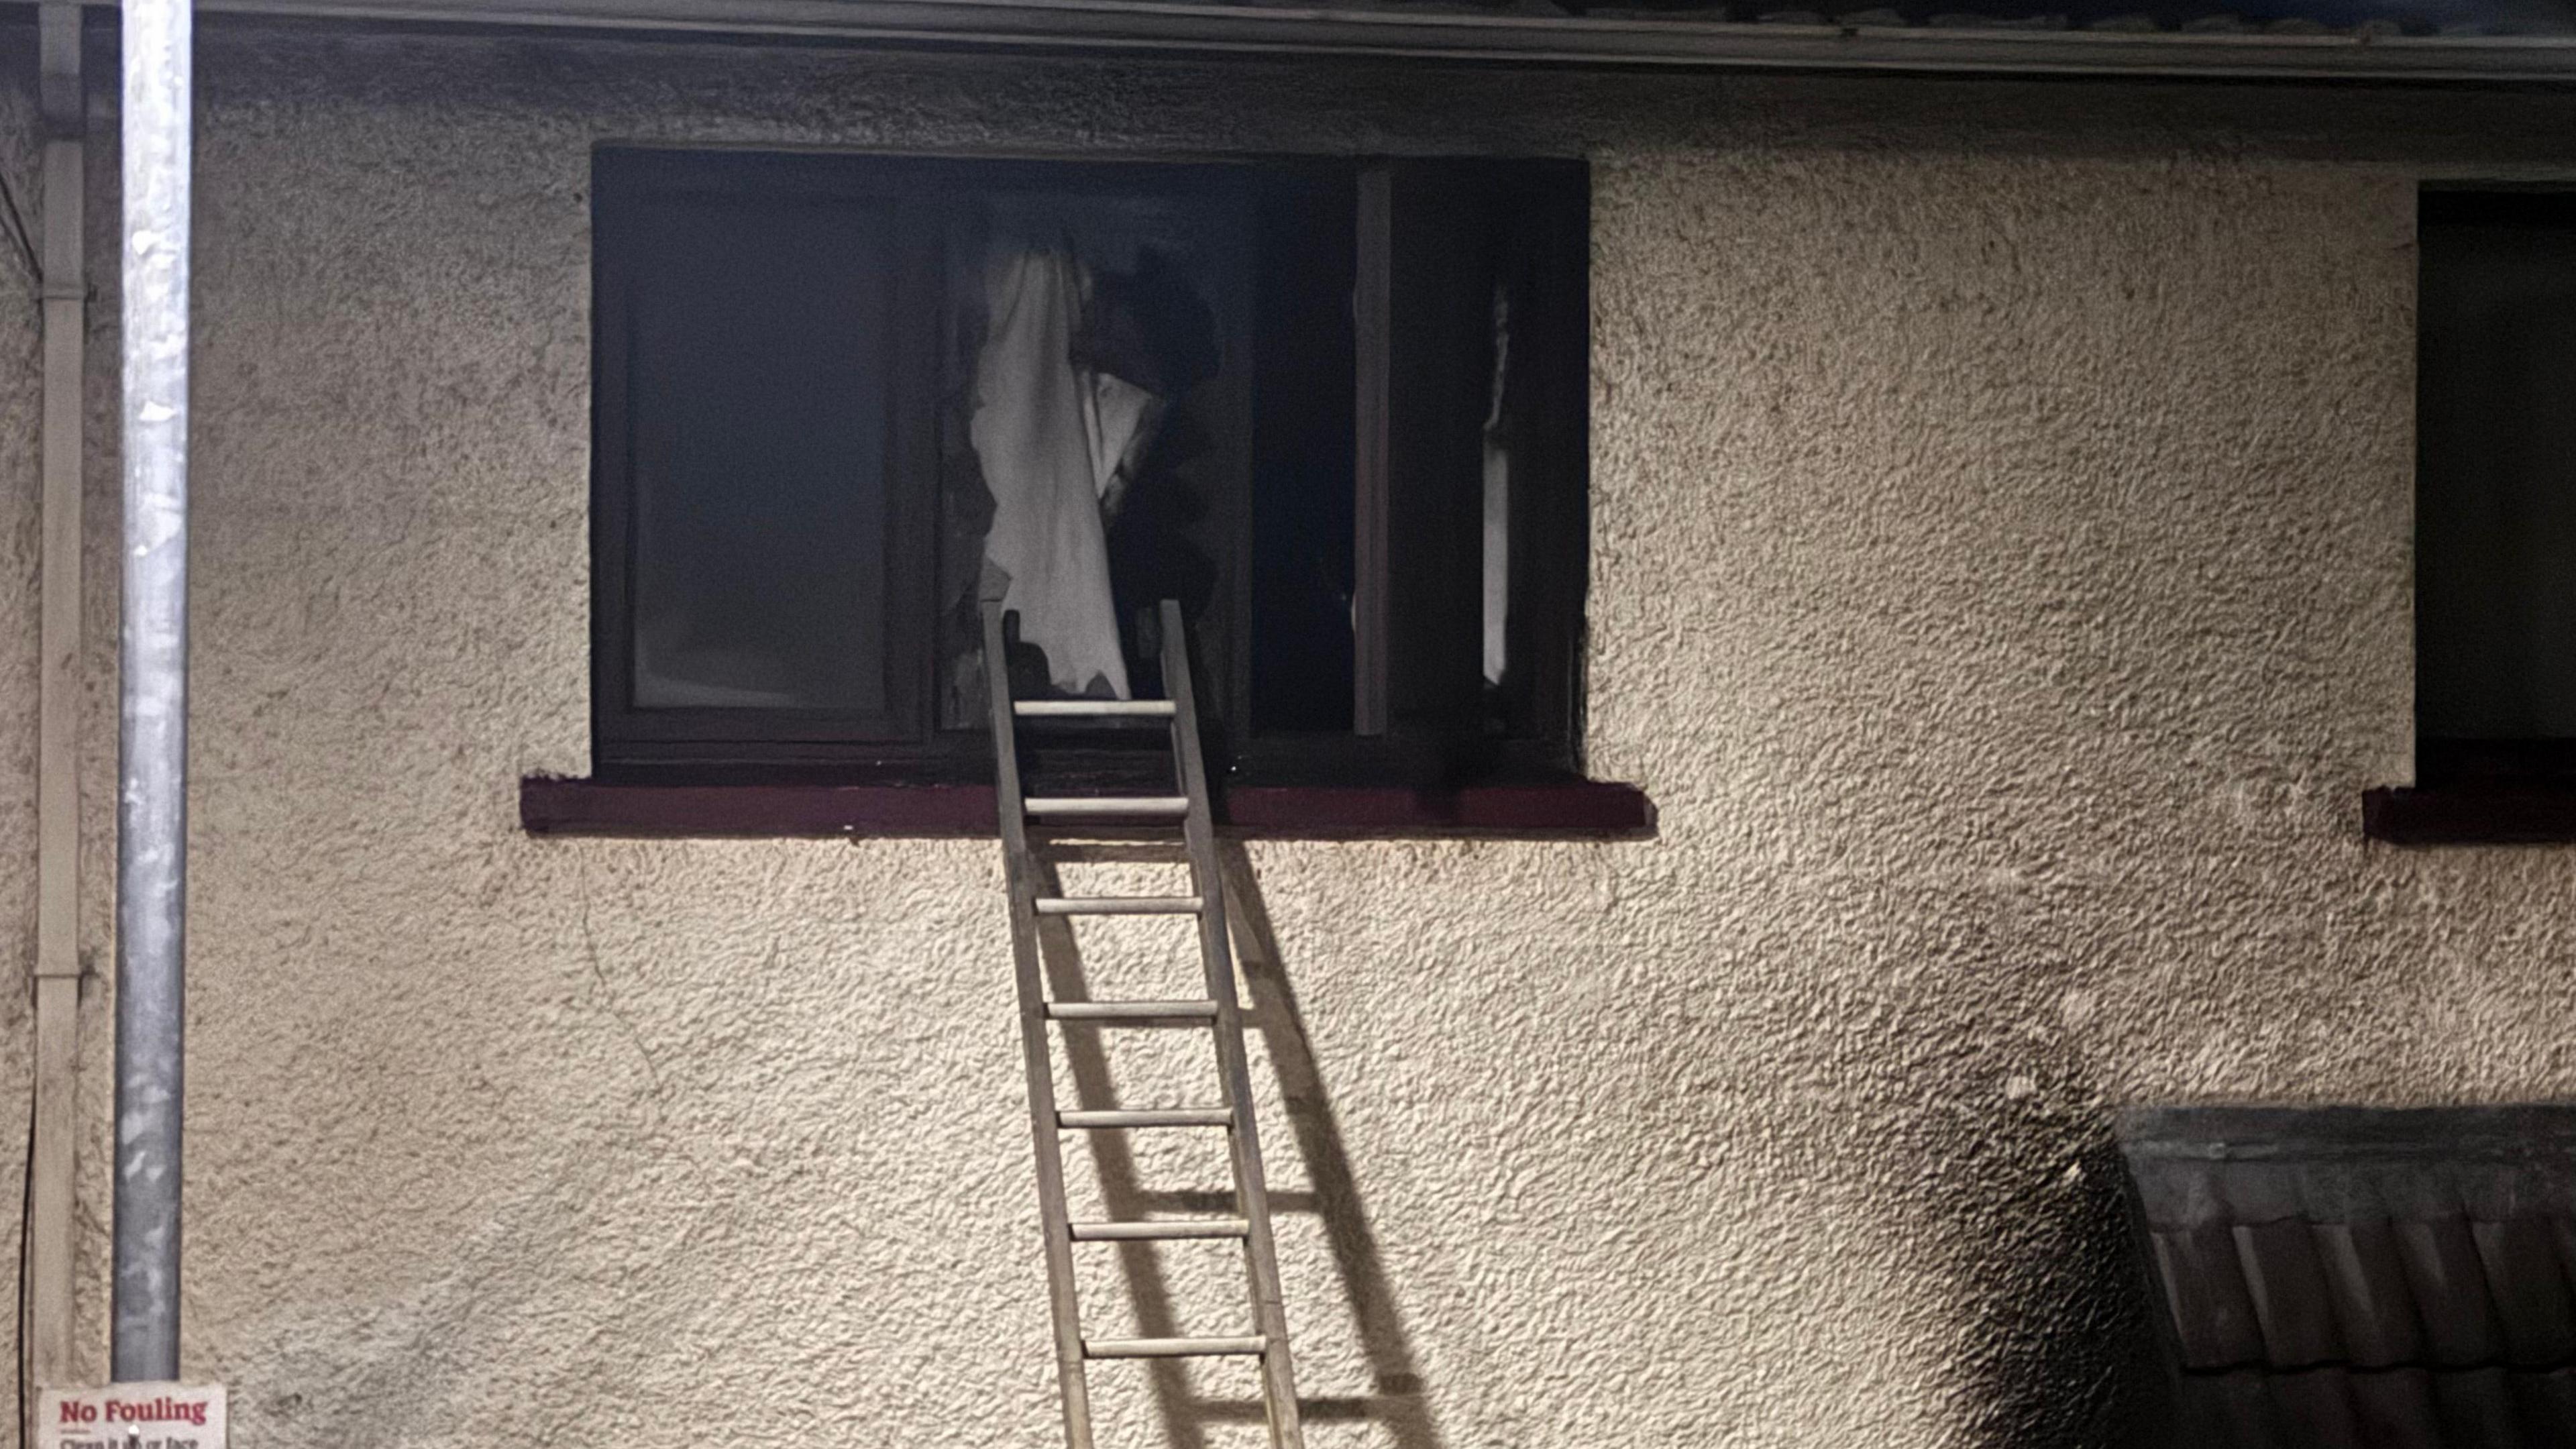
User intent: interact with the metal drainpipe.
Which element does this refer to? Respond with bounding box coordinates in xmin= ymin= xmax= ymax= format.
xmin=112 ymin=0 xmax=193 ymax=1383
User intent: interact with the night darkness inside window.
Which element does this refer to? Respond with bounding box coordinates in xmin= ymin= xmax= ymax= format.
xmin=591 ymin=148 xmax=1589 ymax=788
xmin=2418 ymin=189 xmax=2576 ymax=791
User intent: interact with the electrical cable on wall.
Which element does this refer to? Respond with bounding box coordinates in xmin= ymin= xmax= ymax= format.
xmin=17 ymin=1093 xmax=34 ymax=1447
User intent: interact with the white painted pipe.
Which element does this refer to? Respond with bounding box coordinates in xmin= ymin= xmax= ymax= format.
xmin=28 ymin=0 xmax=88 ymax=1403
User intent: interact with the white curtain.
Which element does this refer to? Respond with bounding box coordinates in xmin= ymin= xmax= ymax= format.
xmin=972 ymin=246 xmax=1163 ymax=700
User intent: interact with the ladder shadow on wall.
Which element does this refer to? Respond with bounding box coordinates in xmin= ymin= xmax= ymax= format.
xmin=1028 ymin=842 xmax=1445 ymax=1449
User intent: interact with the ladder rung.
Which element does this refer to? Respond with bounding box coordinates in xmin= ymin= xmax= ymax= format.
xmin=1084 ymin=1335 xmax=1269 ymax=1360
xmin=1014 ymin=700 xmax=1177 ymax=718
xmin=1069 ymin=1218 xmax=1250 ymax=1242
xmin=1046 ymin=1000 xmax=1218 ymax=1024
xmin=1060 ymin=1108 xmax=1234 ymax=1129
xmin=1024 ymin=796 xmax=1190 ymax=819
xmin=1035 ymin=895 xmax=1203 ymax=916
xmin=1034 ymin=841 xmax=1190 ymax=865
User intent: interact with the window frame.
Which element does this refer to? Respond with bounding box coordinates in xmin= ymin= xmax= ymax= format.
xmin=591 ymin=148 xmax=947 ymax=761
xmin=586 ymin=144 xmax=1595 ymax=791
xmin=2368 ymin=183 xmax=2576 ymax=843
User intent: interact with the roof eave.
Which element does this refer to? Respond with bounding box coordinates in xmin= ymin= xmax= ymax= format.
xmin=125 ymin=0 xmax=2576 ymax=83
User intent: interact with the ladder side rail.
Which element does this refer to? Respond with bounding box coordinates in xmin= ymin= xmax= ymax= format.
xmin=1159 ymin=598 xmax=1307 ymax=1449
xmin=983 ymin=600 xmax=1097 ymax=1449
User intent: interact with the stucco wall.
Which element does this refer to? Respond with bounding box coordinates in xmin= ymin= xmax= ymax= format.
xmin=13 ymin=27 xmax=2576 ymax=1448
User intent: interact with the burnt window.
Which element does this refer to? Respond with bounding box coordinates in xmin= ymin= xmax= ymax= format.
xmin=591 ymin=148 xmax=1589 ymax=788
xmin=2417 ymin=189 xmax=2576 ymax=791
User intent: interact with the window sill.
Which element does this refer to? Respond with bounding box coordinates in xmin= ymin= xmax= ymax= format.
xmin=2361 ymin=786 xmax=2576 ymax=845
xmin=519 ymin=776 xmax=1657 ymax=841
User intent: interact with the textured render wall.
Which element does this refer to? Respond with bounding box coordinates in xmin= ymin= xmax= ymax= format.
xmin=14 ymin=28 xmax=2576 ymax=1449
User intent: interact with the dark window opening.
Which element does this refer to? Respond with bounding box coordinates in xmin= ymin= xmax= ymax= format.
xmin=2418 ymin=189 xmax=2576 ymax=792
xmin=591 ymin=148 xmax=1590 ymax=790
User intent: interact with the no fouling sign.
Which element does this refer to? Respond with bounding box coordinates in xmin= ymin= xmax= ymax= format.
xmin=36 ymin=1385 xmax=225 ymax=1449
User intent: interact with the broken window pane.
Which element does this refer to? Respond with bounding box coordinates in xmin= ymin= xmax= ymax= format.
xmin=936 ymin=186 xmax=1240 ymax=729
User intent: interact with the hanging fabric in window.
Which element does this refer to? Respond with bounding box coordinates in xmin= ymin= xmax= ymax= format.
xmin=971 ymin=244 xmax=1161 ymax=700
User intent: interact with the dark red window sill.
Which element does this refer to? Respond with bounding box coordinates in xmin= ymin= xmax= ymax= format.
xmin=520 ymin=776 xmax=1656 ymax=840
xmin=2361 ymin=786 xmax=2576 ymax=845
